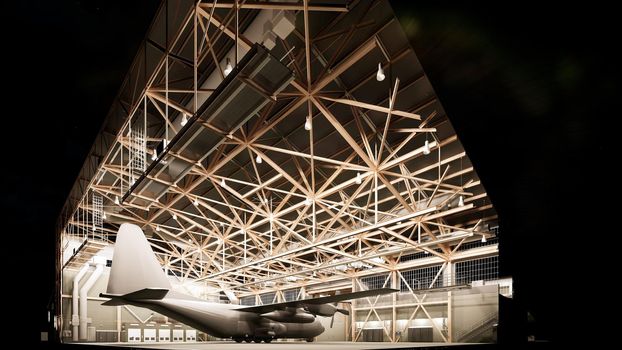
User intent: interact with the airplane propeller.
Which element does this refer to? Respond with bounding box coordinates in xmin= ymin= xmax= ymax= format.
xmin=329 ymin=306 xmax=349 ymax=328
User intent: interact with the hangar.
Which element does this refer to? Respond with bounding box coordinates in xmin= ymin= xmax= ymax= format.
xmin=56 ymin=0 xmax=509 ymax=346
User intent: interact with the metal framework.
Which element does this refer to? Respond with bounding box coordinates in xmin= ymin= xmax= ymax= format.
xmin=57 ymin=0 xmax=499 ymax=343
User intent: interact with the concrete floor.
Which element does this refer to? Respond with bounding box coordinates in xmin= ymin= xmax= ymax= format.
xmin=92 ymin=341 xmax=472 ymax=350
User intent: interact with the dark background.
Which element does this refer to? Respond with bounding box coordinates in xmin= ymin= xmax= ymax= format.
xmin=3 ymin=0 xmax=614 ymax=346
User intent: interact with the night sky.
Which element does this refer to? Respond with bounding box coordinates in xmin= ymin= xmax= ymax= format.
xmin=4 ymin=1 xmax=614 ymax=346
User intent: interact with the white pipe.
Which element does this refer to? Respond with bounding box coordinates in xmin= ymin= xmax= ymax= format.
xmin=72 ymin=264 xmax=90 ymax=342
xmin=79 ymin=263 xmax=103 ymax=341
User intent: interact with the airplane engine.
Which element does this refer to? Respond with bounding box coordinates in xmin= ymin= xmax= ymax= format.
xmin=261 ymin=308 xmax=315 ymax=323
xmin=305 ymin=303 xmax=348 ymax=317
xmin=305 ymin=304 xmax=349 ymax=328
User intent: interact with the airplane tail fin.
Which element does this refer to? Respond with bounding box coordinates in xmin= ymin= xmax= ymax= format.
xmin=104 ymin=223 xmax=171 ymax=297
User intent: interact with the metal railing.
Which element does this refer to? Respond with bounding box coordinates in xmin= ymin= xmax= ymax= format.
xmin=455 ymin=311 xmax=497 ymax=342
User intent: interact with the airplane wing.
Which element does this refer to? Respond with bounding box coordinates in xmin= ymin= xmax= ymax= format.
xmin=236 ymin=288 xmax=398 ymax=314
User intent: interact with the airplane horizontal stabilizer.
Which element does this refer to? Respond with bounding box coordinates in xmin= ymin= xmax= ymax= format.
xmin=100 ymin=287 xmax=169 ymax=305
xmin=101 ymin=298 xmax=126 ymax=306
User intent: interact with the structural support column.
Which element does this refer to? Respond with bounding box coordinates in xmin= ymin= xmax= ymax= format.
xmin=443 ymin=261 xmax=454 ymax=286
xmin=300 ymin=285 xmax=307 ymax=300
xmin=351 ymin=278 xmax=356 ymax=341
xmin=447 ymin=291 xmax=453 ymax=343
xmin=72 ymin=264 xmax=90 ymax=342
xmin=79 ymin=263 xmax=103 ymax=341
xmin=391 ymin=270 xmax=397 ymax=342
xmin=116 ymin=306 xmax=121 ymax=342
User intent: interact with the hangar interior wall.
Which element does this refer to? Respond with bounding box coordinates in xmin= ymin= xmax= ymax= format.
xmin=61 ymin=245 xmax=507 ymax=343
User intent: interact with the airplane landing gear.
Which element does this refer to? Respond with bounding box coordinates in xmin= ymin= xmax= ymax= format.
xmin=232 ymin=337 xmax=243 ymax=343
xmin=252 ymin=336 xmax=274 ymax=343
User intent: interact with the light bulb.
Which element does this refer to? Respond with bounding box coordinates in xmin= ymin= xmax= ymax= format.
xmin=224 ymin=58 xmax=233 ymax=76
xmin=180 ymin=113 xmax=188 ymax=126
xmin=304 ymin=197 xmax=312 ymax=206
xmin=256 ymin=153 xmax=262 ymax=164
xmin=423 ymin=140 xmax=431 ymax=155
xmin=151 ymin=148 xmax=157 ymax=161
xmin=173 ymin=213 xmax=177 ymax=220
xmin=481 ymin=235 xmax=487 ymax=243
xmin=376 ymin=62 xmax=385 ymax=81
xmin=458 ymin=195 xmax=464 ymax=207
xmin=304 ymin=116 xmax=312 ymax=131
xmin=355 ymin=172 xmax=362 ymax=185
xmin=220 ymin=177 xmax=226 ymax=186
xmin=156 ymin=225 xmax=160 ymax=231
xmin=193 ymin=197 xmax=199 ymax=206
xmin=114 ymin=196 xmax=120 ymax=205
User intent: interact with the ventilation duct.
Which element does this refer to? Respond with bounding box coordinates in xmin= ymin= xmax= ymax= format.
xmin=123 ymin=44 xmax=294 ymax=202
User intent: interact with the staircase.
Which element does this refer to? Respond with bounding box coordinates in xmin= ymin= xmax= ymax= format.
xmin=455 ymin=311 xmax=497 ymax=343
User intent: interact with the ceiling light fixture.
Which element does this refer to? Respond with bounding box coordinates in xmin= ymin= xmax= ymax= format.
xmin=102 ymin=212 xmax=107 ymax=220
xmin=304 ymin=116 xmax=312 ymax=131
xmin=114 ymin=196 xmax=119 ymax=205
xmin=458 ymin=195 xmax=464 ymax=207
xmin=180 ymin=113 xmax=188 ymax=126
xmin=220 ymin=177 xmax=226 ymax=186
xmin=151 ymin=149 xmax=157 ymax=161
xmin=255 ymin=153 xmax=262 ymax=164
xmin=172 ymin=213 xmax=177 ymax=220
xmin=193 ymin=197 xmax=199 ymax=206
xmin=376 ymin=62 xmax=385 ymax=81
xmin=355 ymin=172 xmax=362 ymax=185
xmin=304 ymin=197 xmax=312 ymax=206
xmin=156 ymin=225 xmax=160 ymax=231
xmin=481 ymin=235 xmax=487 ymax=243
xmin=224 ymin=58 xmax=233 ymax=76
xmin=423 ymin=140 xmax=431 ymax=155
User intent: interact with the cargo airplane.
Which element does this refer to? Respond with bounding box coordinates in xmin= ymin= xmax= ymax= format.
xmin=100 ymin=223 xmax=397 ymax=343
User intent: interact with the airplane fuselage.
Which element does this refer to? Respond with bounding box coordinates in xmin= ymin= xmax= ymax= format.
xmin=124 ymin=291 xmax=324 ymax=341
